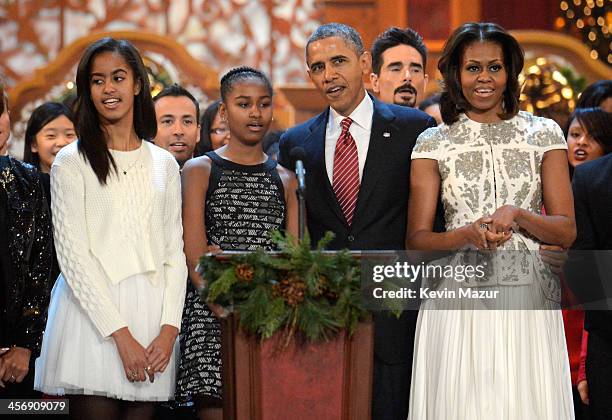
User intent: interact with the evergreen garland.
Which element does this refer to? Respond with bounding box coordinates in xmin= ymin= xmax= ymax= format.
xmin=198 ymin=231 xmax=369 ymax=345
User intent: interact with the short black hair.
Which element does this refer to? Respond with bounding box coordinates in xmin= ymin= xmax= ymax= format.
xmin=306 ymin=23 xmax=364 ymax=61
xmin=438 ymin=22 xmax=524 ymax=125
xmin=24 ymin=102 xmax=75 ymax=170
xmin=153 ymin=83 xmax=200 ymax=122
xmin=219 ymin=66 xmax=273 ymax=102
xmin=371 ymin=27 xmax=427 ymax=75
xmin=577 ymin=80 xmax=612 ymax=109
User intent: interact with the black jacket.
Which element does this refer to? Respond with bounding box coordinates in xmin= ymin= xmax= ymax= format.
xmin=279 ymin=97 xmax=437 ymax=363
xmin=568 ymin=153 xmax=612 ymax=336
xmin=0 ymin=156 xmax=54 ymax=357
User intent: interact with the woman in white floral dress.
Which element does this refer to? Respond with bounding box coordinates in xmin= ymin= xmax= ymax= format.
xmin=406 ymin=23 xmax=576 ymax=420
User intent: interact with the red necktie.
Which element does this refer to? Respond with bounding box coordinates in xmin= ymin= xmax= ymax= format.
xmin=332 ymin=117 xmax=360 ymax=226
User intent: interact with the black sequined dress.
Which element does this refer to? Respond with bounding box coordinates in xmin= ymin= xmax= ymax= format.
xmin=0 ymin=156 xmax=53 ymax=397
xmin=175 ymin=151 xmax=285 ymax=403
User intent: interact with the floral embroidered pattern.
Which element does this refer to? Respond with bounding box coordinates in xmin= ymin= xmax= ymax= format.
xmin=411 ymin=111 xmax=567 ymax=298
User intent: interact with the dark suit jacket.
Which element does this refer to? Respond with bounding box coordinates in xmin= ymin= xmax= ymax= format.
xmin=279 ymin=96 xmax=436 ymax=363
xmin=569 ymin=153 xmax=612 ymax=336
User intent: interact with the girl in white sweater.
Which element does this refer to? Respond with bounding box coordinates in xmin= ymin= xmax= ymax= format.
xmin=35 ymin=38 xmax=187 ymax=419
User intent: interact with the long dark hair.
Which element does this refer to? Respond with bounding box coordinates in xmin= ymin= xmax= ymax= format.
xmin=24 ymin=102 xmax=75 ymax=169
xmin=74 ymin=37 xmax=156 ymax=184
xmin=438 ymin=22 xmax=524 ymax=125
xmin=195 ymin=99 xmax=221 ymax=156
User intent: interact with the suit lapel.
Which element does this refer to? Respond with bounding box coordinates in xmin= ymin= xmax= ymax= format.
xmin=304 ymin=109 xmax=347 ymax=227
xmin=353 ymin=99 xmax=397 ymax=225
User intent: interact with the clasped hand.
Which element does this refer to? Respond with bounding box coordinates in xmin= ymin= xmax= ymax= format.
xmin=112 ymin=325 xmax=178 ymax=383
xmin=0 ymin=346 xmax=31 ymax=388
xmin=465 ymin=205 xmax=519 ymax=250
xmin=464 ymin=206 xmax=568 ymax=272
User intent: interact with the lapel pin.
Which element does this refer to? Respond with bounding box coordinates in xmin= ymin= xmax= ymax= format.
xmin=383 ymin=132 xmax=391 ymax=138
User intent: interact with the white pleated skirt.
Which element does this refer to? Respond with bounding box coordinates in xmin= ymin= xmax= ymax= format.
xmin=408 ymin=306 xmax=575 ymax=420
xmin=34 ymin=273 xmax=179 ymax=401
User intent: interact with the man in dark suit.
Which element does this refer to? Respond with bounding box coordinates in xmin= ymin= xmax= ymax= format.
xmin=569 ymin=153 xmax=612 ymax=420
xmin=279 ymin=23 xmax=436 ymax=420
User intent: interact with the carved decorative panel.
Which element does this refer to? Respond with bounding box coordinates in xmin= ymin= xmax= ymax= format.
xmin=0 ymin=0 xmax=323 ymax=87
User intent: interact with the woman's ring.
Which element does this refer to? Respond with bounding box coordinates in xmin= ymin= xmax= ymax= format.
xmin=479 ymin=223 xmax=489 ymax=230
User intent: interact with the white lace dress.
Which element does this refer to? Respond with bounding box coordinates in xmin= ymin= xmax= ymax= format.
xmin=408 ymin=112 xmax=574 ymax=420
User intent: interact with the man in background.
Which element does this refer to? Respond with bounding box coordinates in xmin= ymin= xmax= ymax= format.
xmin=370 ymin=27 xmax=429 ymax=109
xmin=153 ymin=84 xmax=200 ymax=168
xmin=279 ymin=23 xmax=436 ymax=420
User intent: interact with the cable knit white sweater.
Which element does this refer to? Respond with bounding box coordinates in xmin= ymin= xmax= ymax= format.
xmin=50 ymin=141 xmax=187 ymax=338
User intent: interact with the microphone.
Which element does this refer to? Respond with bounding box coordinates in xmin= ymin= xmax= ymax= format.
xmin=289 ymin=147 xmax=307 ymax=240
xmin=289 ymin=147 xmax=306 ymax=194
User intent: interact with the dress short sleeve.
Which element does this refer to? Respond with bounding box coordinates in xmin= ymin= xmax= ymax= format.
xmin=411 ymin=126 xmax=444 ymax=161
xmin=537 ymin=118 xmax=568 ymax=153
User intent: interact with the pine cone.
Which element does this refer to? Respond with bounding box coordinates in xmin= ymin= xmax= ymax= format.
xmin=313 ymin=275 xmax=329 ymax=297
xmin=272 ymin=273 xmax=306 ymax=307
xmin=235 ymin=263 xmax=255 ymax=283
xmin=285 ymin=280 xmax=306 ymax=307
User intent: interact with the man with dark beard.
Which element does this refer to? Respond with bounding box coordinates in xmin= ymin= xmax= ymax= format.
xmin=370 ymin=27 xmax=428 ymax=108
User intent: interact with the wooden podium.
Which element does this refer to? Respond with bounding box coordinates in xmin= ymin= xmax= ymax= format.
xmin=221 ymin=315 xmax=373 ymax=420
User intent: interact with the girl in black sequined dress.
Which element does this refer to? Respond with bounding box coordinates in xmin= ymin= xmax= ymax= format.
xmin=177 ymin=67 xmax=297 ymax=420
xmin=0 ymin=80 xmax=54 ymax=397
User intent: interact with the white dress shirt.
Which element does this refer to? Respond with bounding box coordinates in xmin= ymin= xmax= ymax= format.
xmin=325 ymin=92 xmax=373 ymax=183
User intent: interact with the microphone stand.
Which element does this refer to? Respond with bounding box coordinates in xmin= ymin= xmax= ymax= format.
xmin=297 ymin=189 xmax=305 ymax=241
xmin=295 ymin=160 xmax=306 ymax=241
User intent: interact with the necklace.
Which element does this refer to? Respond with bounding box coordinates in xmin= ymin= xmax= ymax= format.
xmin=116 ymin=145 xmax=143 ymax=175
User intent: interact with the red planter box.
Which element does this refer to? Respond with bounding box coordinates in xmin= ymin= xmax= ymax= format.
xmin=221 ymin=316 xmax=373 ymax=420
